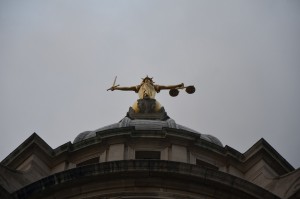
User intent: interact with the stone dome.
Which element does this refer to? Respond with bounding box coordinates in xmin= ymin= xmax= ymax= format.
xmin=73 ymin=117 xmax=223 ymax=147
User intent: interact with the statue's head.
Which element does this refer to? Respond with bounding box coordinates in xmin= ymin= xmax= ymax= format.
xmin=141 ymin=76 xmax=154 ymax=85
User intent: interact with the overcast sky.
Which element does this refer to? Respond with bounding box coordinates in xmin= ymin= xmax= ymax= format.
xmin=0 ymin=0 xmax=299 ymax=168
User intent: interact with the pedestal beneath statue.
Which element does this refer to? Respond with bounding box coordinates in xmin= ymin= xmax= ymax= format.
xmin=127 ymin=98 xmax=169 ymax=121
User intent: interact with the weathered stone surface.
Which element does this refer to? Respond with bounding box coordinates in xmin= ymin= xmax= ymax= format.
xmin=13 ymin=160 xmax=281 ymax=199
xmin=1 ymin=132 xmax=298 ymax=199
xmin=127 ymin=106 xmax=170 ymax=120
xmin=137 ymin=98 xmax=157 ymax=113
xmin=265 ymin=168 xmax=300 ymax=199
xmin=0 ymin=184 xmax=11 ymax=199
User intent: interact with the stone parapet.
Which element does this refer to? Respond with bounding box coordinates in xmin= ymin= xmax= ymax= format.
xmin=13 ymin=160 xmax=281 ymax=199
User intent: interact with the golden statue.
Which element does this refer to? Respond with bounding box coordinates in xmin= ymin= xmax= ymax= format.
xmin=107 ymin=76 xmax=195 ymax=113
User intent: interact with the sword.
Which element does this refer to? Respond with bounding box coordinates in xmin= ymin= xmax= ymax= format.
xmin=107 ymin=76 xmax=120 ymax=91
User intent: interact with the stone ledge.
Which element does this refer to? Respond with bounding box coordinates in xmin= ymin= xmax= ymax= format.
xmin=13 ymin=160 xmax=280 ymax=199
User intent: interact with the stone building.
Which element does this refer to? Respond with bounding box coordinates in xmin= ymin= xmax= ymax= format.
xmin=0 ymin=97 xmax=299 ymax=199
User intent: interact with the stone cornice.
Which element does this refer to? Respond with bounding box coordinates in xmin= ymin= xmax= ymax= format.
xmin=1 ymin=130 xmax=294 ymax=176
xmin=243 ymin=138 xmax=294 ymax=173
xmin=13 ymin=160 xmax=281 ymax=199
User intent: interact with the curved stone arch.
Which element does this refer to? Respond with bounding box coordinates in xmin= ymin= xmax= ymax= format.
xmin=13 ymin=160 xmax=280 ymax=199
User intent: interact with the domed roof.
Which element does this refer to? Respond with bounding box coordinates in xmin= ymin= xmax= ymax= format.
xmin=73 ymin=117 xmax=223 ymax=147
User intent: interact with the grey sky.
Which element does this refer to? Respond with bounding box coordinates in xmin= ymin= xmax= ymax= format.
xmin=0 ymin=0 xmax=299 ymax=168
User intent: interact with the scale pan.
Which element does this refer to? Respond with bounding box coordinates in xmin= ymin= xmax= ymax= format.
xmin=186 ymin=86 xmax=195 ymax=94
xmin=169 ymin=89 xmax=179 ymax=97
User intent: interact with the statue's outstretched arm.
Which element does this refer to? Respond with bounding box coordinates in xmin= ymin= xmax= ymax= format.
xmin=155 ymin=83 xmax=184 ymax=92
xmin=109 ymin=85 xmax=138 ymax=92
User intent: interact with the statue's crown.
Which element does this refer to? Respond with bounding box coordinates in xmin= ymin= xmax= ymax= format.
xmin=141 ymin=75 xmax=154 ymax=83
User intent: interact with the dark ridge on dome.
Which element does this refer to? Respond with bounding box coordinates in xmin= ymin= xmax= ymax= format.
xmin=73 ymin=117 xmax=223 ymax=147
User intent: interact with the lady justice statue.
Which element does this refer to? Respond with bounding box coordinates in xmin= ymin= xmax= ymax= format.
xmin=107 ymin=76 xmax=195 ymax=114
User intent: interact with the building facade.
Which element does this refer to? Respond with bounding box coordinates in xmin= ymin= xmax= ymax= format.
xmin=1 ymin=98 xmax=299 ymax=199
